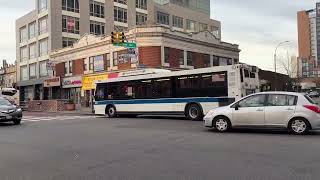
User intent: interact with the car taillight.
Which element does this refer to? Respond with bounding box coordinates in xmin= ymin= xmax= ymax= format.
xmin=303 ymin=105 xmax=320 ymax=113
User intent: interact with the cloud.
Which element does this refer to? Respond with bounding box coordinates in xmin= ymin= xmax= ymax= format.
xmin=212 ymin=0 xmax=316 ymax=71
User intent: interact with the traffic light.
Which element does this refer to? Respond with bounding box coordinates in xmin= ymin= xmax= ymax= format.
xmin=111 ymin=32 xmax=125 ymax=44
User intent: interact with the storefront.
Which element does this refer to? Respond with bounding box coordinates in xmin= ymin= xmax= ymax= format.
xmin=43 ymin=77 xmax=61 ymax=99
xmin=82 ymin=73 xmax=110 ymax=107
xmin=62 ymin=76 xmax=82 ymax=106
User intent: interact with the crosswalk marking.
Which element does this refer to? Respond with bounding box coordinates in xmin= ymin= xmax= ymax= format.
xmin=22 ymin=115 xmax=98 ymax=122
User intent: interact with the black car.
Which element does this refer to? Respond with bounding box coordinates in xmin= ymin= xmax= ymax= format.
xmin=0 ymin=97 xmax=22 ymax=125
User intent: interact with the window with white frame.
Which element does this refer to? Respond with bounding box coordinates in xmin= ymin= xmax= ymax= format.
xmin=113 ymin=52 xmax=118 ymax=66
xmin=114 ymin=0 xmax=127 ymax=5
xmin=38 ymin=0 xmax=48 ymax=13
xmin=29 ymin=63 xmax=37 ymax=79
xmin=62 ymin=16 xmax=80 ymax=34
xmin=39 ymin=61 xmax=48 ymax=77
xmin=64 ymin=62 xmax=68 ymax=74
xmin=164 ymin=47 xmax=169 ymax=63
xmin=187 ymin=51 xmax=194 ymax=66
xmin=136 ymin=12 xmax=147 ymax=25
xmin=62 ymin=0 xmax=80 ymax=13
xmin=136 ymin=0 xmax=147 ymax=10
xmin=69 ymin=61 xmax=73 ymax=74
xmin=29 ymin=43 xmax=36 ymax=59
xmin=20 ymin=46 xmax=28 ymax=61
xmin=29 ymin=22 xmax=36 ymax=39
xmin=114 ymin=6 xmax=128 ymax=23
xmin=90 ymin=0 xmax=105 ymax=18
xmin=39 ymin=38 xmax=48 ymax=56
xmin=114 ymin=25 xmax=128 ymax=32
xmin=157 ymin=12 xmax=169 ymax=25
xmin=62 ymin=37 xmax=78 ymax=48
xmin=39 ymin=16 xmax=48 ymax=35
xmin=186 ymin=19 xmax=196 ymax=31
xmin=199 ymin=23 xmax=208 ymax=31
xmin=90 ymin=21 xmax=105 ymax=35
xmin=172 ymin=15 xmax=183 ymax=28
xmin=20 ymin=66 xmax=28 ymax=81
xmin=20 ymin=27 xmax=28 ymax=42
xmin=89 ymin=57 xmax=94 ymax=70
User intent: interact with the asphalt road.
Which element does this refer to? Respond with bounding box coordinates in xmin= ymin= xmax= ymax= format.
xmin=0 ymin=113 xmax=319 ymax=180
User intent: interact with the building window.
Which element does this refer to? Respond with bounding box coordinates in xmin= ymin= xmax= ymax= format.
xmin=62 ymin=37 xmax=78 ymax=48
xmin=89 ymin=57 xmax=94 ymax=70
xmin=62 ymin=16 xmax=80 ymax=34
xmin=69 ymin=61 xmax=73 ymax=74
xmin=20 ymin=66 xmax=28 ymax=81
xmin=114 ymin=6 xmax=128 ymax=23
xmin=20 ymin=46 xmax=28 ymax=61
xmin=157 ymin=12 xmax=169 ymax=25
xmin=90 ymin=21 xmax=105 ymax=35
xmin=136 ymin=12 xmax=147 ymax=25
xmin=172 ymin=16 xmax=183 ymax=28
xmin=164 ymin=47 xmax=169 ymax=63
xmin=219 ymin=57 xmax=232 ymax=66
xmin=187 ymin=51 xmax=194 ymax=66
xmin=199 ymin=23 xmax=208 ymax=31
xmin=29 ymin=22 xmax=36 ymax=39
xmin=29 ymin=43 xmax=36 ymax=59
xmin=90 ymin=0 xmax=105 ymax=18
xmin=136 ymin=0 xmax=147 ymax=10
xmin=114 ymin=0 xmax=127 ymax=5
xmin=39 ymin=38 xmax=48 ymax=57
xmin=210 ymin=25 xmax=219 ymax=37
xmin=212 ymin=55 xmax=219 ymax=66
xmin=186 ymin=19 xmax=196 ymax=31
xmin=64 ymin=62 xmax=68 ymax=74
xmin=38 ymin=0 xmax=48 ymax=13
xmin=106 ymin=53 xmax=110 ymax=69
xmin=62 ymin=0 xmax=80 ymax=13
xmin=203 ymin=54 xmax=210 ymax=67
xmin=179 ymin=50 xmax=184 ymax=65
xmin=113 ymin=52 xmax=118 ymax=66
xmin=29 ymin=63 xmax=37 ymax=79
xmin=39 ymin=61 xmax=48 ymax=77
xmin=20 ymin=27 xmax=27 ymax=42
xmin=39 ymin=16 xmax=48 ymax=35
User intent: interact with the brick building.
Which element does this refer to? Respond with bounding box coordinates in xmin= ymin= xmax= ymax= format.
xmin=0 ymin=60 xmax=17 ymax=89
xmin=48 ymin=26 xmax=240 ymax=108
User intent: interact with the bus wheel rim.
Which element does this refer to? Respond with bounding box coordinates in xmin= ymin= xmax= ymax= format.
xmin=109 ymin=108 xmax=115 ymax=115
xmin=189 ymin=107 xmax=199 ymax=119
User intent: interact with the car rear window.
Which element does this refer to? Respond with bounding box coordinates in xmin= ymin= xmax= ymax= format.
xmin=304 ymin=95 xmax=317 ymax=104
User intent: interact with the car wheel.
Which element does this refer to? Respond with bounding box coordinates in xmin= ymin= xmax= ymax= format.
xmin=13 ymin=119 xmax=21 ymax=125
xmin=106 ymin=106 xmax=117 ymax=118
xmin=213 ymin=117 xmax=231 ymax=132
xmin=289 ymin=119 xmax=310 ymax=135
xmin=186 ymin=104 xmax=203 ymax=121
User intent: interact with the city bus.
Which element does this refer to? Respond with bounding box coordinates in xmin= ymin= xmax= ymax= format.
xmin=94 ymin=64 xmax=260 ymax=120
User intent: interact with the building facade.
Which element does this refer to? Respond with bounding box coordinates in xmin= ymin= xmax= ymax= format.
xmin=16 ymin=0 xmax=222 ymax=102
xmin=297 ymin=3 xmax=320 ymax=78
xmin=0 ymin=60 xmax=17 ymax=89
xmin=49 ymin=26 xmax=240 ymax=108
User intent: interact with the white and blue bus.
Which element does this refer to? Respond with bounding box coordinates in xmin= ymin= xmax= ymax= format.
xmin=94 ymin=64 xmax=260 ymax=120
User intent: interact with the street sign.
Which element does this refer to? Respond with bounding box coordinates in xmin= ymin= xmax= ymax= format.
xmin=113 ymin=42 xmax=137 ymax=48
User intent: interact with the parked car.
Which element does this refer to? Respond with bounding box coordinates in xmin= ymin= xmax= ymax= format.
xmin=0 ymin=97 xmax=22 ymax=125
xmin=308 ymin=91 xmax=320 ymax=98
xmin=204 ymin=92 xmax=320 ymax=134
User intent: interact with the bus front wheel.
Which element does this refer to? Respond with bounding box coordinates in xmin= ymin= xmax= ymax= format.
xmin=106 ymin=105 xmax=117 ymax=118
xmin=186 ymin=104 xmax=203 ymax=121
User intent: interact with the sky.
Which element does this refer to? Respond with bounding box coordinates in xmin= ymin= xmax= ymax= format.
xmin=0 ymin=0 xmax=317 ymax=71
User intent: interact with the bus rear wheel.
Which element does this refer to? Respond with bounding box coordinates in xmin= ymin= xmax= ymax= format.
xmin=186 ymin=104 xmax=203 ymax=121
xmin=106 ymin=106 xmax=117 ymax=118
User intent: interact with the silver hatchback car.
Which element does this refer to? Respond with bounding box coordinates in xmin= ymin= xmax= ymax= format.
xmin=204 ymin=92 xmax=320 ymax=134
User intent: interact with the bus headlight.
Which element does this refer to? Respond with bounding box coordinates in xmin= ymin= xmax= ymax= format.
xmin=16 ymin=108 xmax=22 ymax=112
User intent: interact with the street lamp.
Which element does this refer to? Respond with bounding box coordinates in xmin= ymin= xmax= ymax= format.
xmin=274 ymin=41 xmax=290 ymax=91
